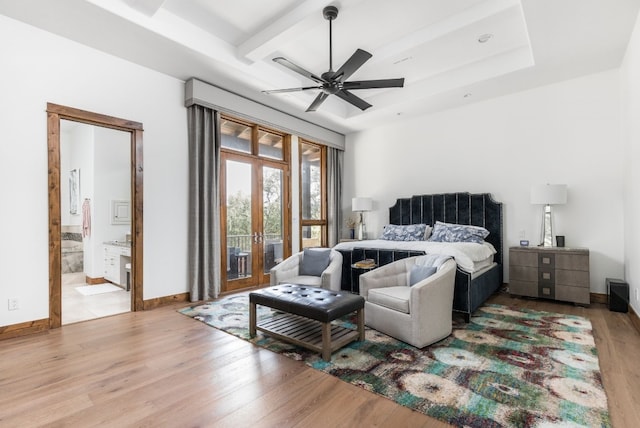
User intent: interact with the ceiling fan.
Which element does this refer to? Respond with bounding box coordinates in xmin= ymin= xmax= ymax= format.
xmin=263 ymin=5 xmax=405 ymax=112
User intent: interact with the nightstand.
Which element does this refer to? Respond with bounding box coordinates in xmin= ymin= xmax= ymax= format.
xmin=509 ymin=246 xmax=590 ymax=305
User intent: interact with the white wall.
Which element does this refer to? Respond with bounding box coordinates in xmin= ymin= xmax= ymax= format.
xmin=344 ymin=70 xmax=624 ymax=293
xmin=89 ymin=126 xmax=131 ymax=278
xmin=621 ymin=12 xmax=640 ymax=314
xmin=0 ymin=14 xmax=188 ymax=325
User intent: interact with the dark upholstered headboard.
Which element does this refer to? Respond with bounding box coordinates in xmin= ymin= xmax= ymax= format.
xmin=389 ymin=192 xmax=503 ymax=267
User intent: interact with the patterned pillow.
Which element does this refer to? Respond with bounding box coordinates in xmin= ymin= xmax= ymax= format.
xmin=429 ymin=221 xmax=489 ymax=243
xmin=380 ymin=224 xmax=427 ymax=241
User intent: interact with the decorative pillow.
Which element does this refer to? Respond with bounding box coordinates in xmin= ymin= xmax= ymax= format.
xmin=380 ymin=224 xmax=428 ymax=241
xmin=299 ymin=248 xmax=331 ymax=276
xmin=409 ymin=265 xmax=437 ymax=286
xmin=429 ymin=221 xmax=489 ymax=244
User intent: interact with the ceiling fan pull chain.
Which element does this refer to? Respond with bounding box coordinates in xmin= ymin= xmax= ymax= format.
xmin=329 ymin=17 xmax=333 ymax=72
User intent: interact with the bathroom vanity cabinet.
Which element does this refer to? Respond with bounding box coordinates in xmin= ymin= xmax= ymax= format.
xmin=103 ymin=243 xmax=131 ymax=287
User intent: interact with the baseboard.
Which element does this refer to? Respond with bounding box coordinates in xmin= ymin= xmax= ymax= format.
xmin=143 ymin=292 xmax=190 ymax=310
xmin=1 ymin=292 xmax=190 ymax=342
xmin=590 ymin=292 xmax=608 ymax=304
xmin=630 ymin=305 xmax=640 ymax=336
xmin=0 ymin=318 xmax=49 ymax=341
xmin=86 ymin=276 xmax=106 ymax=285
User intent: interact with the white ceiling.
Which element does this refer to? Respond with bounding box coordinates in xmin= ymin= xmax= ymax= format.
xmin=1 ymin=0 xmax=639 ymax=134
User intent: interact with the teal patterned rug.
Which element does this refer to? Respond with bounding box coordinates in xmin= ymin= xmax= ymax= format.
xmin=179 ymin=294 xmax=610 ymax=427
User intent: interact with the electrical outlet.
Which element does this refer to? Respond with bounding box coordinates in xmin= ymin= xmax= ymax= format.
xmin=519 ymin=230 xmax=526 ymax=239
xmin=8 ymin=298 xmax=19 ymax=311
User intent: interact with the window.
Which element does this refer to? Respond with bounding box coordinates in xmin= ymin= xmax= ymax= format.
xmin=219 ymin=114 xmax=290 ymax=291
xmin=220 ymin=116 xmax=285 ymax=161
xmin=299 ymin=140 xmax=327 ymax=249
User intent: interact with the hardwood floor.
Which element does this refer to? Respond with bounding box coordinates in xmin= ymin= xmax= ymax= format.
xmin=1 ymin=291 xmax=639 ymax=427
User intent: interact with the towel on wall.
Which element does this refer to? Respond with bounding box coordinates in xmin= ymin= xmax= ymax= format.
xmin=82 ymin=199 xmax=91 ymax=238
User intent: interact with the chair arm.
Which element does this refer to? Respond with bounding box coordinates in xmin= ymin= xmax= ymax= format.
xmin=359 ymin=258 xmax=415 ymax=299
xmin=270 ymin=252 xmax=302 ymax=285
xmin=320 ymin=250 xmax=343 ymax=291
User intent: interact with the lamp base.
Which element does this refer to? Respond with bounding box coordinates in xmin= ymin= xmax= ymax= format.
xmin=540 ymin=204 xmax=554 ymax=247
xmin=357 ymin=223 xmax=366 ymax=240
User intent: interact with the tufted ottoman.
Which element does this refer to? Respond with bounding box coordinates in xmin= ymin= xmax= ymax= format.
xmin=249 ymin=284 xmax=365 ymax=361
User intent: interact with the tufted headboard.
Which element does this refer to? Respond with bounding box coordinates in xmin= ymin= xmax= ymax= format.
xmin=388 ymin=192 xmax=503 ymax=268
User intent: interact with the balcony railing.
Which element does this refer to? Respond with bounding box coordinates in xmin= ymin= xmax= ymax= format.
xmin=227 ymin=234 xmax=281 ymax=252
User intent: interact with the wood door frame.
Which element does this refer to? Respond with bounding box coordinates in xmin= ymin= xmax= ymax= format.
xmin=220 ymin=151 xmax=290 ymax=292
xmin=47 ymin=103 xmax=144 ymax=328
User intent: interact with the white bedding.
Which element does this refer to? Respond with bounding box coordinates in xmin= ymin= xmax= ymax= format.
xmin=333 ymin=239 xmax=496 ymax=273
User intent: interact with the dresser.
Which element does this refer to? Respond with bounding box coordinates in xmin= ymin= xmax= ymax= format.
xmin=509 ymin=246 xmax=590 ymax=305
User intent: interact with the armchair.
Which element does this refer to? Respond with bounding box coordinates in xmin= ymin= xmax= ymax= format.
xmin=270 ymin=248 xmax=343 ymax=291
xmin=359 ymin=256 xmax=457 ymax=348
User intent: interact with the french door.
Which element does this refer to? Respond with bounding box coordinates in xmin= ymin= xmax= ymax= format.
xmin=221 ymin=151 xmax=289 ymax=292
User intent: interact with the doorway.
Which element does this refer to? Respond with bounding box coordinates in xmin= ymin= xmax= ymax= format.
xmin=47 ymin=103 xmax=144 ymax=329
xmin=59 ymin=120 xmax=132 ymax=324
xmin=221 ymin=152 xmax=289 ymax=292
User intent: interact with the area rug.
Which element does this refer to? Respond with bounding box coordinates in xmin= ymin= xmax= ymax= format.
xmin=179 ymin=294 xmax=611 ymax=427
xmin=75 ymin=283 xmax=123 ymax=296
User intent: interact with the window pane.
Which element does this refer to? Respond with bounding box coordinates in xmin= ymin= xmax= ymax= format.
xmin=258 ymin=129 xmax=284 ymax=160
xmin=301 ymin=225 xmax=323 ymax=249
xmin=221 ymin=120 xmax=251 ymax=154
xmin=301 ymin=143 xmax=321 ymax=220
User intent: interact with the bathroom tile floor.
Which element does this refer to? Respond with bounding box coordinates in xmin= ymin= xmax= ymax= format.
xmin=62 ymin=273 xmax=130 ymax=325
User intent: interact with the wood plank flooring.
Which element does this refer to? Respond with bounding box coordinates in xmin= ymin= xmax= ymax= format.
xmin=1 ymin=291 xmax=639 ymax=427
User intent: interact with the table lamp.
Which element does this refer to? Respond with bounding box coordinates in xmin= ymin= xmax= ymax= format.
xmin=352 ymin=197 xmax=372 ymax=240
xmin=530 ymin=184 xmax=567 ymax=247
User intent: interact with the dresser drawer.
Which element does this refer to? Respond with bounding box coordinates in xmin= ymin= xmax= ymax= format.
xmin=555 ymin=253 xmax=588 ymax=271
xmin=510 ymin=265 xmax=538 ymax=282
xmin=509 ymin=280 xmax=538 ymax=298
xmin=556 ymin=284 xmax=590 ymax=305
xmin=538 ymin=253 xmax=555 ymax=269
xmin=556 ymin=269 xmax=589 ymax=288
xmin=510 ymin=251 xmax=538 ymax=267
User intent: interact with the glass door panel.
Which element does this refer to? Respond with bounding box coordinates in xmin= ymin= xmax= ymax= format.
xmin=225 ymin=159 xmax=253 ymax=283
xmin=263 ymin=166 xmax=284 ymax=274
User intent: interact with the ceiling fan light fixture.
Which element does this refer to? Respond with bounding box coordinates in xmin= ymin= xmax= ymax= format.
xmin=262 ymin=5 xmax=405 ymax=112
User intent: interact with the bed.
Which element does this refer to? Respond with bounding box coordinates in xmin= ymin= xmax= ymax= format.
xmin=334 ymin=192 xmax=503 ymax=322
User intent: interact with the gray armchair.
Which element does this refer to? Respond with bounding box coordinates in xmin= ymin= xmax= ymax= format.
xmin=270 ymin=248 xmax=343 ymax=291
xmin=359 ymin=256 xmax=457 ymax=348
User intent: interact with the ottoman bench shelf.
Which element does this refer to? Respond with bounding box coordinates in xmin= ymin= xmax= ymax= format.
xmin=249 ymin=284 xmax=365 ymax=361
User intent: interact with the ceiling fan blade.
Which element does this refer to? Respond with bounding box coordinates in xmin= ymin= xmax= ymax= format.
xmin=335 ymin=90 xmax=372 ymax=111
xmin=342 ymin=78 xmax=405 ymax=90
xmin=273 ymin=57 xmax=326 ymax=83
xmin=263 ymin=86 xmax=322 ymax=94
xmin=306 ymin=92 xmax=330 ymax=112
xmin=332 ymin=49 xmax=372 ymax=82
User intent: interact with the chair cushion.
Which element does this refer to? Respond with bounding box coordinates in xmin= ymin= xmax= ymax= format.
xmin=409 ymin=265 xmax=437 ymax=286
xmin=299 ymin=248 xmax=331 ymax=276
xmin=279 ymin=276 xmax=322 ymax=287
xmin=368 ymin=286 xmax=411 ymax=314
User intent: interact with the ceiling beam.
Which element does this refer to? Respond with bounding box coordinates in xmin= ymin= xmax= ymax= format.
xmin=238 ymin=0 xmax=368 ymax=63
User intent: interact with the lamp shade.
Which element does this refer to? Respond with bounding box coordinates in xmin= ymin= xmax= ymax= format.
xmin=352 ymin=197 xmax=372 ymax=212
xmin=530 ymin=184 xmax=567 ymax=205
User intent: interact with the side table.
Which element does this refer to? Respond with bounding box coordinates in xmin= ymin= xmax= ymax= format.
xmin=350 ymin=263 xmax=377 ymax=294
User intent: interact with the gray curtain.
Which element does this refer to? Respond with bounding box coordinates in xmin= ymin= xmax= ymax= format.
xmin=187 ymin=105 xmax=221 ymax=301
xmin=327 ymin=147 xmax=343 ymax=247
